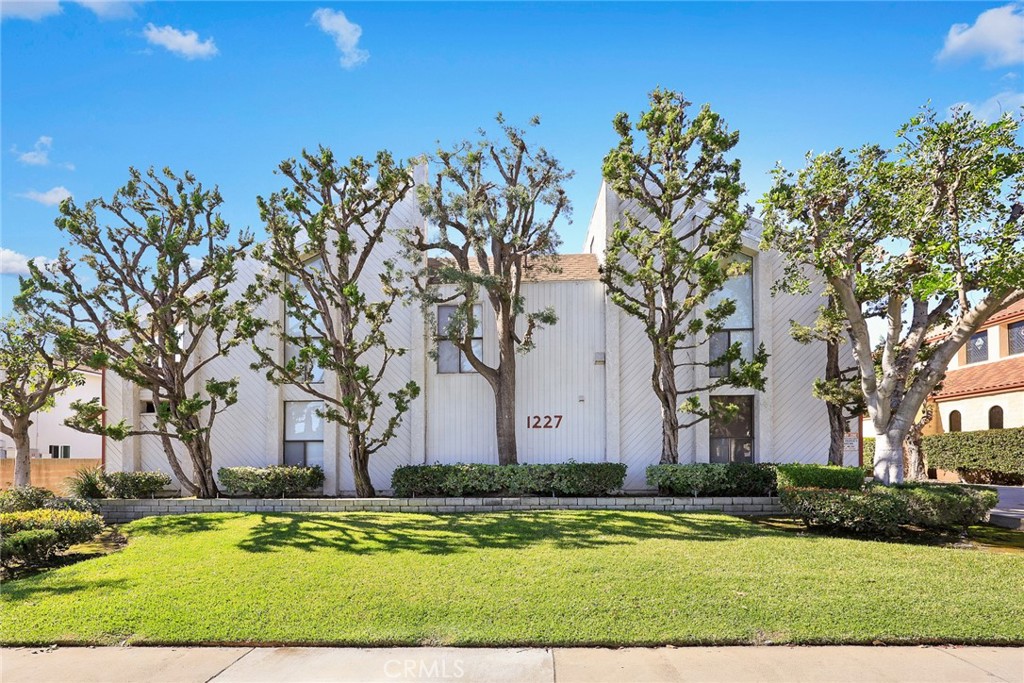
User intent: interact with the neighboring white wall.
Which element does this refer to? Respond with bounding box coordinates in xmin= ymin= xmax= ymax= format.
xmin=936 ymin=392 xmax=1024 ymax=433
xmin=0 ymin=371 xmax=103 ymax=460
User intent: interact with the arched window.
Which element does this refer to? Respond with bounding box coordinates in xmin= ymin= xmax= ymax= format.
xmin=989 ymin=406 xmax=1004 ymax=430
xmin=948 ymin=410 xmax=962 ymax=432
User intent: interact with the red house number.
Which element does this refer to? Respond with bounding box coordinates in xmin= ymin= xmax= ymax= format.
xmin=527 ymin=415 xmax=563 ymax=429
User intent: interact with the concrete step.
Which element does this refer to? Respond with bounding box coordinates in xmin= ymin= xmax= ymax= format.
xmin=988 ymin=512 xmax=1024 ymax=530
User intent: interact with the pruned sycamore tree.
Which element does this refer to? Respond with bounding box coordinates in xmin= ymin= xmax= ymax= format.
xmin=0 ymin=311 xmax=88 ymax=486
xmin=601 ymin=88 xmax=768 ymax=464
xmin=243 ymin=147 xmax=420 ymax=497
xmin=19 ymin=167 xmax=253 ymax=498
xmin=762 ymin=106 xmax=1024 ymax=484
xmin=403 ymin=115 xmax=572 ymax=465
xmin=785 ymin=294 xmax=866 ymax=465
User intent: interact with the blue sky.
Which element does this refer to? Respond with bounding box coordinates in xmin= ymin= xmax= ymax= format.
xmin=2 ymin=2 xmax=1022 ymax=313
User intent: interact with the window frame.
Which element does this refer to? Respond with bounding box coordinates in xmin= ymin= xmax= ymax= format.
xmin=965 ymin=330 xmax=989 ymax=364
xmin=284 ymin=267 xmax=325 ymax=385
xmin=709 ymin=395 xmax=755 ymax=464
xmin=1009 ymin=321 xmax=1024 ymax=356
xmin=283 ymin=400 xmax=325 ymax=468
xmin=948 ymin=410 xmax=962 ymax=433
xmin=708 ymin=253 xmax=755 ymax=378
xmin=709 ymin=328 xmax=755 ymax=378
xmin=989 ymin=405 xmax=1004 ymax=430
xmin=48 ymin=445 xmax=71 ymax=459
xmin=437 ymin=304 xmax=483 ymax=374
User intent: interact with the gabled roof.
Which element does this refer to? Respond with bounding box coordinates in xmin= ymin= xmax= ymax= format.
xmin=934 ymin=354 xmax=1024 ymax=401
xmin=427 ymin=254 xmax=600 ymax=282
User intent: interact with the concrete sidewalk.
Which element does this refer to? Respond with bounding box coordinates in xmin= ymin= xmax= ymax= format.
xmin=990 ymin=485 xmax=1024 ymax=530
xmin=2 ymin=645 xmax=1022 ymax=683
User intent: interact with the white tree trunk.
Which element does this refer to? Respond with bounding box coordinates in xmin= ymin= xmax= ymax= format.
xmin=873 ymin=430 xmax=905 ymax=485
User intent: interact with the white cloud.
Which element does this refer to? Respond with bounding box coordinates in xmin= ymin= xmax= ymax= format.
xmin=0 ymin=1 xmax=62 ymax=20
xmin=938 ymin=4 xmax=1024 ymax=68
xmin=71 ymin=1 xmax=138 ymax=19
xmin=18 ymin=186 xmax=72 ymax=206
xmin=14 ymin=135 xmax=53 ymax=165
xmin=312 ymin=8 xmax=368 ymax=69
xmin=951 ymin=90 xmax=1024 ymax=121
xmin=143 ymin=22 xmax=218 ymax=60
xmin=0 ymin=248 xmax=48 ymax=276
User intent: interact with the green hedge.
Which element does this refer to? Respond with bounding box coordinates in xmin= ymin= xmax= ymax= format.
xmin=0 ymin=508 xmax=103 ymax=550
xmin=391 ymin=462 xmax=627 ymax=497
xmin=863 ymin=437 xmax=874 ymax=472
xmin=645 ymin=463 xmax=777 ymax=497
xmin=0 ymin=529 xmax=62 ymax=567
xmin=775 ymin=463 xmax=864 ymax=490
xmin=780 ymin=483 xmax=998 ymax=536
xmin=923 ymin=427 xmax=1024 ymax=482
xmin=0 ymin=486 xmax=55 ymax=513
xmin=65 ymin=467 xmax=171 ymax=499
xmin=218 ymin=466 xmax=325 ymax=498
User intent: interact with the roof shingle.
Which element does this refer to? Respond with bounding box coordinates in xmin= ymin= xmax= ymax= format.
xmin=934 ymin=355 xmax=1024 ymax=400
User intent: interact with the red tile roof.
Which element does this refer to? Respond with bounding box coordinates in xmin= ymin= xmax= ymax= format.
xmin=427 ymin=253 xmax=600 ymax=282
xmin=933 ymin=355 xmax=1024 ymax=401
xmin=927 ymin=299 xmax=1024 ymax=342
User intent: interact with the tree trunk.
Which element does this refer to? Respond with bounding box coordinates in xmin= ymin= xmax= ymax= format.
xmin=655 ymin=346 xmax=679 ymax=464
xmin=903 ymin=403 xmax=933 ymax=481
xmin=826 ymin=402 xmax=846 ymax=466
xmin=188 ymin=441 xmax=219 ymax=499
xmin=873 ymin=429 xmax=906 ymax=485
xmin=12 ymin=419 xmax=32 ymax=488
xmin=494 ymin=365 xmax=518 ymax=466
xmin=350 ymin=431 xmax=375 ymax=498
xmin=160 ymin=432 xmax=200 ymax=497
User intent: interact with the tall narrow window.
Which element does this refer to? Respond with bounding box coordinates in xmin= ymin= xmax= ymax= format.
xmin=948 ymin=410 xmax=962 ymax=433
xmin=989 ymin=406 xmax=1004 ymax=430
xmin=965 ymin=331 xmax=988 ymax=364
xmin=709 ymin=395 xmax=755 ymax=463
xmin=1009 ymin=321 xmax=1024 ymax=356
xmin=283 ymin=401 xmax=325 ymax=468
xmin=437 ymin=304 xmax=483 ymax=374
xmin=708 ymin=254 xmax=754 ymax=378
xmin=285 ymin=262 xmax=325 ymax=384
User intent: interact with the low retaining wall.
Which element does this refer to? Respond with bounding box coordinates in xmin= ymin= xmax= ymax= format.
xmin=98 ymin=496 xmax=783 ymax=524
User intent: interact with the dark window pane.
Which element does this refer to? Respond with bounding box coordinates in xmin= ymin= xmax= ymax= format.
xmin=1010 ymin=322 xmax=1024 ymax=356
xmin=966 ymin=331 xmax=988 ymax=364
xmin=732 ymin=439 xmax=754 ymax=463
xmin=949 ymin=410 xmax=962 ymax=433
xmin=437 ymin=305 xmax=455 ymax=335
xmin=989 ymin=406 xmax=1004 ymax=430
xmin=709 ymin=438 xmax=731 ymax=463
xmin=283 ymin=442 xmax=306 ymax=467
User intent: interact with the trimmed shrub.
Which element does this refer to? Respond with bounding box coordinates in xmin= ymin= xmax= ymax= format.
xmin=1 ymin=529 xmax=62 ymax=567
xmin=0 ymin=486 xmax=55 ymax=513
xmin=923 ymin=427 xmax=1024 ymax=484
xmin=775 ymin=463 xmax=864 ymax=490
xmin=103 ymin=471 xmax=172 ymax=499
xmin=0 ymin=509 xmax=103 ymax=549
xmin=645 ymin=463 xmax=777 ymax=497
xmin=66 ymin=466 xmax=108 ymax=499
xmin=43 ymin=497 xmax=101 ymax=514
xmin=863 ymin=437 xmax=874 ymax=473
xmin=779 ymin=487 xmax=908 ymax=536
xmin=218 ymin=466 xmax=326 ymax=498
xmin=391 ymin=463 xmax=627 ymax=497
xmin=780 ymin=483 xmax=1000 ymax=536
xmin=897 ymin=483 xmax=999 ymax=531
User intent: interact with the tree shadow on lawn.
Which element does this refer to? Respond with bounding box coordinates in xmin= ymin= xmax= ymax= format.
xmin=1 ymin=576 xmax=131 ymax=601
xmin=234 ymin=510 xmax=796 ymax=556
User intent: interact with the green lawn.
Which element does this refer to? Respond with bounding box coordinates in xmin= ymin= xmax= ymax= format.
xmin=2 ymin=510 xmax=1022 ymax=646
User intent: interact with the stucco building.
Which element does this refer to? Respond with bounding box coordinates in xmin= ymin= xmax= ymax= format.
xmin=101 ymin=182 xmax=857 ymax=494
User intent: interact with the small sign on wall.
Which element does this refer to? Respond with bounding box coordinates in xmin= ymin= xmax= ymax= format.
xmin=843 ymin=422 xmax=861 ymax=467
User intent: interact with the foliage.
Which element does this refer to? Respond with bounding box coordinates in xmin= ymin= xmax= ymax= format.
xmin=779 ymin=487 xmax=909 ymax=536
xmin=0 ymin=508 xmax=103 ymax=549
xmin=923 ymin=427 xmax=1024 ymax=479
xmin=896 ymin=483 xmax=999 ymax=532
xmin=19 ymin=167 xmax=253 ymax=498
xmin=0 ymin=312 xmax=89 ymax=486
xmin=66 ymin=466 xmax=108 ymax=499
xmin=775 ymin=464 xmax=864 ymax=490
xmin=390 ymin=463 xmax=627 ymax=497
xmin=645 ymin=463 xmax=777 ymax=497
xmin=780 ymin=483 xmax=999 ymax=535
xmin=862 ymin=437 xmax=875 ymax=472
xmin=0 ymin=486 xmax=55 ymax=513
xmin=403 ymin=114 xmax=572 ymax=466
xmin=218 ymin=466 xmax=326 ymax=498
xmin=3 ymin=510 xmax=1023 ymax=645
xmin=103 ymin=471 xmax=172 ymax=499
xmin=761 ymin=105 xmax=1024 ymax=484
xmin=1 ymin=529 xmax=62 ymax=567
xmin=601 ymin=89 xmax=768 ymax=464
xmin=244 ymin=147 xmax=419 ymax=497
xmin=42 ymin=497 xmax=101 ymax=514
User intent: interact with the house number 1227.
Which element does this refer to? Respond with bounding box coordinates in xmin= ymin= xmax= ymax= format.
xmin=527 ymin=415 xmax=563 ymax=429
